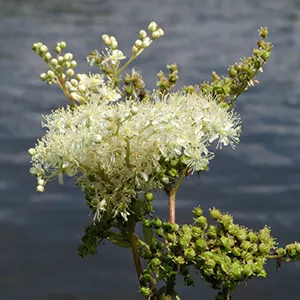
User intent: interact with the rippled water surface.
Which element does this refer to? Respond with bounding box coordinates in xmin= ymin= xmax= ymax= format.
xmin=1 ymin=0 xmax=300 ymax=299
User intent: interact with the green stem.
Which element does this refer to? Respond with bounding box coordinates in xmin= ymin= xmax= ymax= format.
xmin=165 ymin=274 xmax=176 ymax=299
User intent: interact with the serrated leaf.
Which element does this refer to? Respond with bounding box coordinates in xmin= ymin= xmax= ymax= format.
xmin=143 ymin=224 xmax=154 ymax=244
xmin=108 ymin=231 xmax=130 ymax=248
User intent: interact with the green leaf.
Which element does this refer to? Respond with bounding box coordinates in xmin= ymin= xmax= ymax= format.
xmin=143 ymin=223 xmax=154 ymax=244
xmin=108 ymin=231 xmax=130 ymax=248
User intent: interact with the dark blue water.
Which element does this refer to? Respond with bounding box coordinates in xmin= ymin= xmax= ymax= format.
xmin=1 ymin=0 xmax=300 ymax=299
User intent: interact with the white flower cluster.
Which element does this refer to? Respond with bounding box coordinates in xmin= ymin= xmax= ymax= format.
xmin=65 ymin=73 xmax=121 ymax=104
xmin=29 ymin=90 xmax=241 ymax=219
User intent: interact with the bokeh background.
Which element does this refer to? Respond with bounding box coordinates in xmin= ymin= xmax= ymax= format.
xmin=1 ymin=0 xmax=300 ymax=299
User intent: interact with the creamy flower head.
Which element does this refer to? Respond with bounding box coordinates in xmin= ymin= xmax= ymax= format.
xmin=29 ymin=90 xmax=241 ymax=219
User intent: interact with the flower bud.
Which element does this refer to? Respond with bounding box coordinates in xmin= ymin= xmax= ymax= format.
xmin=64 ymin=53 xmax=73 ymax=61
xmin=134 ymin=39 xmax=143 ymax=49
xmin=47 ymin=70 xmax=55 ymax=78
xmin=28 ymin=148 xmax=36 ymax=156
xmin=70 ymin=79 xmax=78 ymax=86
xmin=141 ymin=273 xmax=152 ymax=282
xmin=60 ymin=41 xmax=67 ymax=49
xmin=40 ymin=73 xmax=48 ymax=81
xmin=148 ymin=21 xmax=158 ymax=32
xmin=192 ymin=206 xmax=203 ymax=218
xmin=150 ymin=257 xmax=161 ymax=267
xmin=142 ymin=37 xmax=151 ymax=48
xmin=44 ymin=52 xmax=52 ymax=61
xmin=241 ymin=251 xmax=253 ymax=261
xmin=235 ymin=228 xmax=247 ymax=241
xmin=258 ymin=242 xmax=271 ymax=255
xmin=166 ymin=233 xmax=177 ymax=243
xmin=66 ymin=69 xmax=74 ymax=77
xmin=195 ymin=238 xmax=206 ymax=253
xmin=71 ymin=60 xmax=77 ymax=68
xmin=37 ymin=185 xmax=44 ymax=192
xmin=232 ymin=246 xmax=241 ymax=257
xmin=229 ymin=66 xmax=237 ymax=77
xmin=219 ymin=214 xmax=233 ymax=229
xmin=111 ymin=40 xmax=118 ymax=50
xmin=194 ymin=216 xmax=207 ymax=229
xmin=132 ymin=45 xmax=139 ymax=55
xmin=230 ymin=261 xmax=242 ymax=280
xmin=51 ymin=58 xmax=58 ymax=66
xmin=276 ymin=247 xmax=286 ymax=257
xmin=207 ymin=225 xmax=217 ymax=239
xmin=139 ymin=286 xmax=151 ymax=297
xmin=248 ymin=231 xmax=258 ymax=243
xmin=40 ymin=45 xmax=48 ymax=53
xmin=37 ymin=178 xmax=45 ymax=186
xmin=209 ymin=207 xmax=222 ymax=220
xmin=145 ymin=192 xmax=154 ymax=202
xmin=242 ymin=264 xmax=252 ymax=277
xmin=151 ymin=217 xmax=162 ymax=229
xmin=152 ymin=31 xmax=161 ymax=40
xmin=184 ymin=248 xmax=196 ymax=260
xmin=191 ymin=226 xmax=203 ymax=238
xmin=174 ymin=256 xmax=185 ymax=265
xmin=241 ymin=240 xmax=252 ymax=251
xmin=55 ymin=46 xmax=61 ymax=54
xmin=157 ymin=28 xmax=164 ymax=36
xmin=204 ymin=258 xmax=216 ymax=269
xmin=139 ymin=30 xmax=147 ymax=39
xmin=259 ymin=27 xmax=268 ymax=39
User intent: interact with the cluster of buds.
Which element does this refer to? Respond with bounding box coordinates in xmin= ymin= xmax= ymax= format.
xmin=200 ymin=27 xmax=272 ymax=106
xmin=136 ymin=206 xmax=276 ymax=299
xmin=132 ymin=22 xmax=164 ymax=56
xmin=32 ymin=41 xmax=78 ymax=105
xmin=157 ymin=64 xmax=179 ymax=94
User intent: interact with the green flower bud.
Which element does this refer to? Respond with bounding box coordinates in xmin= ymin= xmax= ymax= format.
xmin=60 ymin=41 xmax=67 ymax=49
xmin=231 ymin=246 xmax=241 ymax=257
xmin=259 ymin=27 xmax=268 ymax=39
xmin=152 ymin=30 xmax=161 ymax=40
xmin=141 ymin=273 xmax=152 ymax=282
xmin=241 ymin=251 xmax=253 ymax=261
xmin=139 ymin=286 xmax=151 ymax=297
xmin=40 ymin=73 xmax=48 ymax=81
xmin=192 ymin=206 xmax=203 ymax=218
xmin=71 ymin=60 xmax=77 ymax=68
xmin=209 ymin=207 xmax=222 ymax=220
xmin=259 ymin=227 xmax=271 ymax=243
xmin=204 ymin=258 xmax=216 ymax=269
xmin=258 ymin=269 xmax=267 ymax=278
xmin=194 ymin=216 xmax=207 ymax=229
xmin=240 ymin=240 xmax=252 ymax=251
xmin=242 ymin=264 xmax=253 ymax=277
xmin=253 ymin=260 xmax=264 ymax=273
xmin=111 ymin=40 xmax=118 ymax=50
xmin=261 ymin=50 xmax=271 ymax=61
xmin=156 ymin=228 xmax=164 ymax=237
xmin=192 ymin=226 xmax=203 ymax=238
xmin=170 ymin=223 xmax=180 ymax=232
xmin=220 ymin=236 xmax=234 ymax=251
xmin=143 ymin=219 xmax=151 ymax=228
xmin=179 ymin=234 xmax=192 ymax=249
xmin=184 ymin=248 xmax=196 ymax=260
xmin=148 ymin=21 xmax=158 ymax=32
xmin=248 ymin=243 xmax=258 ymax=254
xmin=132 ymin=45 xmax=139 ymax=55
xmin=55 ymin=46 xmax=61 ymax=54
xmin=166 ymin=233 xmax=176 ymax=243
xmin=66 ymin=69 xmax=74 ymax=77
xmin=229 ymin=66 xmax=238 ymax=77
xmin=47 ymin=70 xmax=55 ymax=78
xmin=235 ymin=228 xmax=248 ymax=242
xmin=248 ymin=232 xmax=258 ymax=243
xmin=151 ymin=217 xmax=162 ymax=229
xmin=139 ymin=30 xmax=147 ymax=39
xmin=258 ymin=242 xmax=271 ymax=255
xmin=227 ymin=224 xmax=238 ymax=236
xmin=44 ymin=52 xmax=52 ymax=61
xmin=195 ymin=238 xmax=206 ymax=253
xmin=156 ymin=241 xmax=164 ymax=251
xmin=276 ymin=247 xmax=286 ymax=257
xmin=286 ymin=243 xmax=297 ymax=257
xmin=230 ymin=261 xmax=242 ymax=280
xmin=157 ymin=28 xmax=164 ymax=37
xmin=167 ymin=168 xmax=178 ymax=177
xmin=40 ymin=45 xmax=48 ymax=53
xmin=151 ymin=257 xmax=161 ymax=267
xmin=174 ymin=256 xmax=185 ymax=265
xmin=207 ymin=225 xmax=217 ymax=239
xmin=219 ymin=214 xmax=233 ymax=230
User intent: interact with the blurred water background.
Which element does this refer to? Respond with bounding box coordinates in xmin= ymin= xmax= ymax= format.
xmin=1 ymin=0 xmax=300 ymax=299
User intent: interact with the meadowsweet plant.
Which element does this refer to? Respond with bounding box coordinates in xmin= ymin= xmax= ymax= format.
xmin=29 ymin=22 xmax=300 ymax=300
